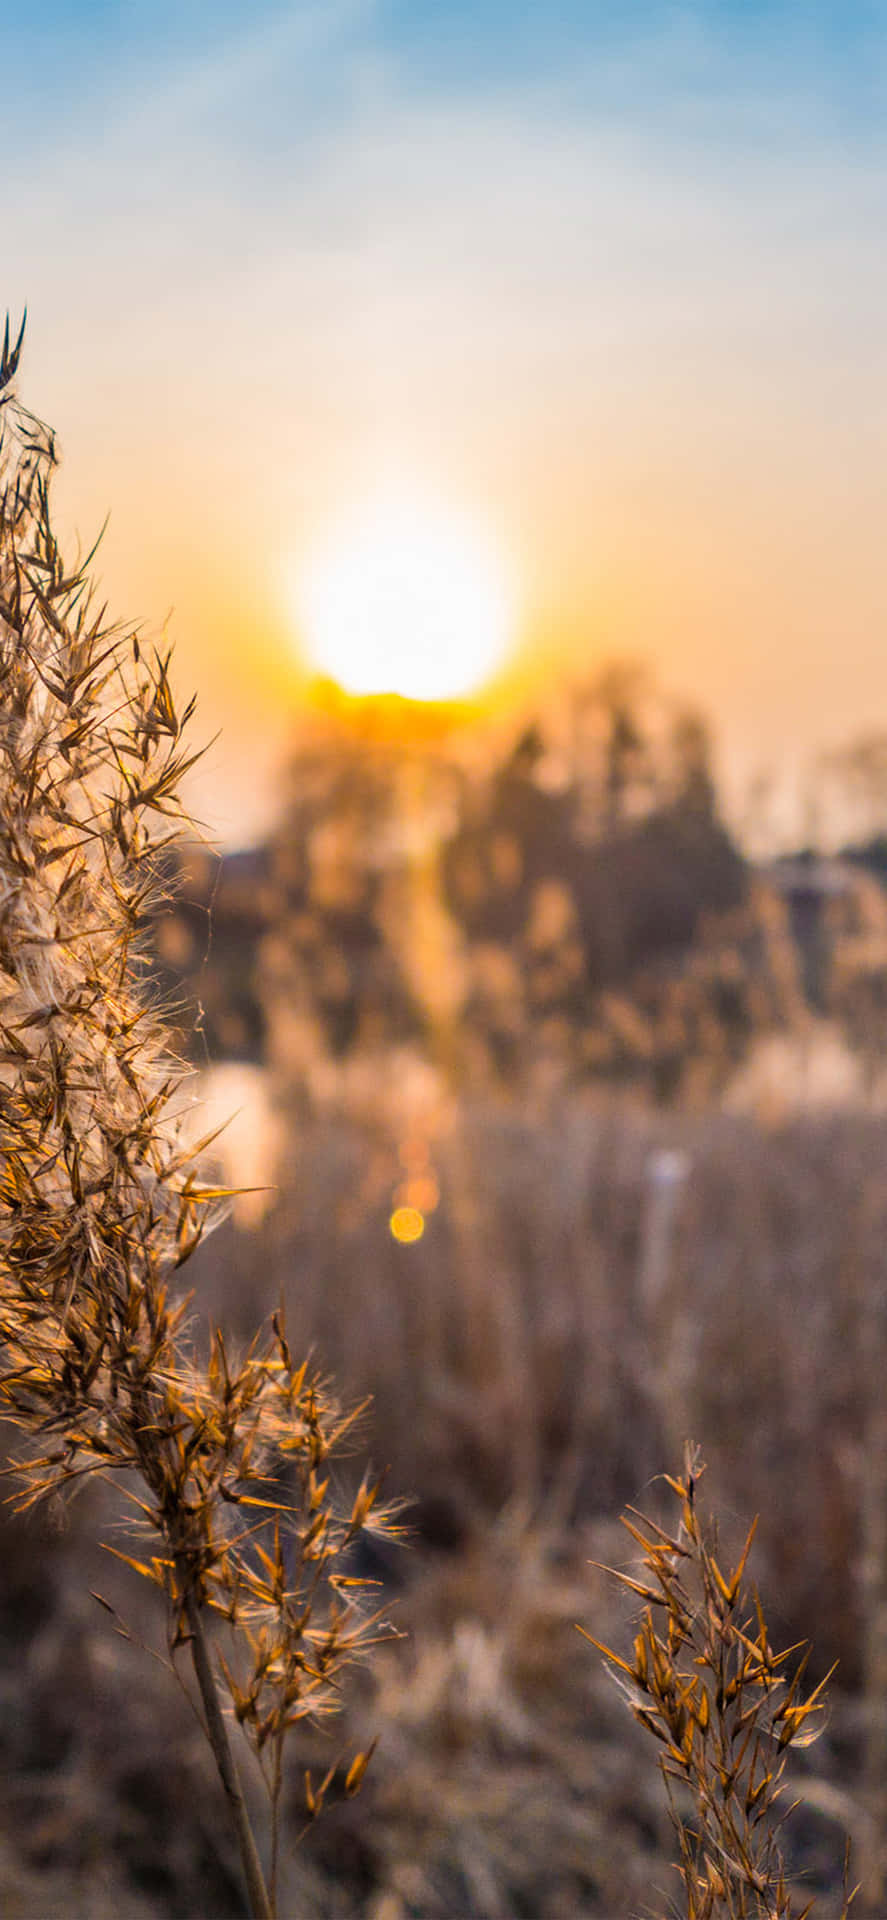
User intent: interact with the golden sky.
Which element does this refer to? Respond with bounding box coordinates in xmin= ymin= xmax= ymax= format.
xmin=6 ymin=4 xmax=887 ymax=844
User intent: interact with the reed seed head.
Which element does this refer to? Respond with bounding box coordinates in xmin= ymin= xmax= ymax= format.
xmin=0 ymin=325 xmax=396 ymax=1853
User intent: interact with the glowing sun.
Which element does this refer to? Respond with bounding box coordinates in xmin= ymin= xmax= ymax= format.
xmin=297 ymin=494 xmax=513 ymax=702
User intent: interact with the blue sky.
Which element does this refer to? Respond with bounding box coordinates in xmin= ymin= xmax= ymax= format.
xmin=5 ymin=2 xmax=887 ymax=843
xmin=8 ymin=2 xmax=887 ymax=132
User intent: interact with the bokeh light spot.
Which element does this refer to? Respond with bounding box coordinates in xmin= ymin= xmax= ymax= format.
xmin=389 ymin=1205 xmax=426 ymax=1244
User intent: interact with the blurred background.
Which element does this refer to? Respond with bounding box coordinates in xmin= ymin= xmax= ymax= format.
xmin=6 ymin=2 xmax=887 ymax=1914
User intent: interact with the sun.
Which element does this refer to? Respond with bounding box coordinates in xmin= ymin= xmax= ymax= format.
xmin=296 ymin=493 xmax=514 ymax=702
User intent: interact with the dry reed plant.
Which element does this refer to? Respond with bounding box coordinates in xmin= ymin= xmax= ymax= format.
xmin=0 ymin=321 xmax=395 ymax=1919
xmin=588 ymin=1447 xmax=855 ymax=1919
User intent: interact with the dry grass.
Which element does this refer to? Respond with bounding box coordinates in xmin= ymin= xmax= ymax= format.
xmin=0 ymin=327 xmax=394 ymax=1916
xmin=590 ymin=1448 xmax=854 ymax=1918
xmin=204 ymin=1098 xmax=881 ymax=1650
xmin=181 ymin=1093 xmax=887 ymax=1915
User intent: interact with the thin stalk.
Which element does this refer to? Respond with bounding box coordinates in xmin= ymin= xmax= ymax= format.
xmin=269 ymin=1728 xmax=284 ymax=1919
xmin=182 ymin=1583 xmax=273 ymax=1920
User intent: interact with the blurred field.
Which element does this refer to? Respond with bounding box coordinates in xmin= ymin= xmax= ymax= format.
xmin=3 ymin=1087 xmax=886 ymax=1915
xmin=6 ymin=676 xmax=887 ymax=1915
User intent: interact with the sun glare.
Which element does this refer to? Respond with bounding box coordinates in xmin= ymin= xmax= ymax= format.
xmin=297 ymin=494 xmax=513 ymax=702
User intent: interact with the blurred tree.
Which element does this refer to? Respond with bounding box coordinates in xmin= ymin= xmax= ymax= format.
xmin=594 ymin=661 xmax=657 ymax=827
xmin=261 ymin=734 xmax=426 ymax=1076
xmin=182 ymin=665 xmax=810 ymax=1111
xmin=669 ymin=708 xmax=717 ymax=819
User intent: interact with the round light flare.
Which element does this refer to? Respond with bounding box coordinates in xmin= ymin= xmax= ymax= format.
xmin=298 ymin=497 xmax=513 ymax=703
xmin=389 ymin=1204 xmax=426 ymax=1245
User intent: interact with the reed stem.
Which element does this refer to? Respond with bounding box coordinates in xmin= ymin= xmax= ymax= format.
xmin=182 ymin=1583 xmax=273 ymax=1920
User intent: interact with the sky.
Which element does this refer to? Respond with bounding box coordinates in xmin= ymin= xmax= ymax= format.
xmin=5 ymin=1 xmax=887 ymax=844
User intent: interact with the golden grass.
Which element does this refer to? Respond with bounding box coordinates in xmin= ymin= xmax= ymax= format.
xmin=197 ymin=1096 xmax=885 ymax=1913
xmin=590 ymin=1448 xmax=855 ymax=1919
xmin=0 ymin=324 xmax=396 ymax=1918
